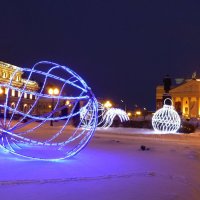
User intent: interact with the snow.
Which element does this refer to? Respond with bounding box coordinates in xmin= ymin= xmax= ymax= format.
xmin=0 ymin=127 xmax=200 ymax=200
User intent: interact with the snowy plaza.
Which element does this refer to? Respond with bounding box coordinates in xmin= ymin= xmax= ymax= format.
xmin=0 ymin=125 xmax=199 ymax=200
xmin=1 ymin=1 xmax=200 ymax=199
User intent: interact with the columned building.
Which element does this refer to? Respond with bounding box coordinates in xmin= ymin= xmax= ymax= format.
xmin=0 ymin=61 xmax=39 ymax=115
xmin=156 ymin=75 xmax=200 ymax=118
xmin=0 ymin=61 xmax=74 ymax=117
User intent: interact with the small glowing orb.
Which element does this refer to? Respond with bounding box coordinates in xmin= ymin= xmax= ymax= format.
xmin=127 ymin=112 xmax=132 ymax=117
xmin=0 ymin=61 xmax=98 ymax=161
xmin=152 ymin=99 xmax=181 ymax=133
xmin=103 ymin=100 xmax=112 ymax=109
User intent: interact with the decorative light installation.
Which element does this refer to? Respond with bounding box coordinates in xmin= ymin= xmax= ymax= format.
xmin=0 ymin=61 xmax=98 ymax=161
xmin=152 ymin=98 xmax=181 ymax=133
xmin=80 ymin=104 xmax=129 ymax=128
xmin=102 ymin=108 xmax=129 ymax=128
xmin=80 ymin=102 xmax=106 ymax=128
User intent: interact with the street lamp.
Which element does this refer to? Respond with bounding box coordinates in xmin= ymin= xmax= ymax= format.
xmin=48 ymin=87 xmax=59 ymax=126
xmin=136 ymin=111 xmax=141 ymax=116
xmin=127 ymin=112 xmax=132 ymax=117
xmin=104 ymin=100 xmax=112 ymax=109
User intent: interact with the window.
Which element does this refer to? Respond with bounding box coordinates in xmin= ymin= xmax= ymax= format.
xmin=30 ymin=94 xmax=33 ymax=99
xmin=2 ymin=71 xmax=7 ymax=78
xmin=5 ymin=88 xmax=8 ymax=95
xmin=16 ymin=75 xmax=20 ymax=82
xmin=12 ymin=90 xmax=15 ymax=97
xmin=24 ymin=93 xmax=27 ymax=98
xmin=0 ymin=87 xmax=3 ymax=94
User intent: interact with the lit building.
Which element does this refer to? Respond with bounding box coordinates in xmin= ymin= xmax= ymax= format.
xmin=0 ymin=61 xmax=80 ymax=117
xmin=0 ymin=61 xmax=39 ymax=115
xmin=156 ymin=73 xmax=200 ymax=118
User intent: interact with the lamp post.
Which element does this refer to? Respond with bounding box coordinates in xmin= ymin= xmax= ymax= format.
xmin=48 ymin=87 xmax=59 ymax=126
xmin=120 ymin=99 xmax=126 ymax=112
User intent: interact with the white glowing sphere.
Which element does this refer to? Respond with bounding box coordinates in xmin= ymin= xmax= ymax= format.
xmin=152 ymin=104 xmax=181 ymax=133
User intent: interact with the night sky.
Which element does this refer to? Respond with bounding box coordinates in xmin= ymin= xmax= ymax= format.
xmin=1 ymin=1 xmax=200 ymax=110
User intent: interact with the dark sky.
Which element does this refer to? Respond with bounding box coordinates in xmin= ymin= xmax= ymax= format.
xmin=1 ymin=1 xmax=200 ymax=110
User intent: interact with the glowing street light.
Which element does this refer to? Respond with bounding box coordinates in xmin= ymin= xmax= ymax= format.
xmin=48 ymin=87 xmax=59 ymax=126
xmin=48 ymin=88 xmax=59 ymax=95
xmin=65 ymin=100 xmax=72 ymax=108
xmin=136 ymin=111 xmax=141 ymax=116
xmin=104 ymin=100 xmax=112 ymax=109
xmin=127 ymin=112 xmax=132 ymax=117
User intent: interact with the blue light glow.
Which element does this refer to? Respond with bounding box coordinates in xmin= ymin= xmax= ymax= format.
xmin=0 ymin=61 xmax=98 ymax=161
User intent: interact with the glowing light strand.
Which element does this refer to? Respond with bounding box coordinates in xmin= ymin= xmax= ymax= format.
xmin=102 ymin=108 xmax=129 ymax=128
xmin=80 ymin=103 xmax=129 ymax=128
xmin=0 ymin=61 xmax=98 ymax=161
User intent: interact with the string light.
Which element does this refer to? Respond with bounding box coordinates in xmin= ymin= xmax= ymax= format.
xmin=102 ymin=108 xmax=129 ymax=128
xmin=152 ymin=98 xmax=181 ymax=133
xmin=80 ymin=102 xmax=107 ymax=128
xmin=0 ymin=61 xmax=98 ymax=161
xmin=80 ymin=104 xmax=129 ymax=128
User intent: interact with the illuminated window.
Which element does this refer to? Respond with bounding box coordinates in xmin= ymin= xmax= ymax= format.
xmin=0 ymin=87 xmax=3 ymax=94
xmin=12 ymin=89 xmax=15 ymax=97
xmin=5 ymin=88 xmax=8 ymax=95
xmin=16 ymin=75 xmax=20 ymax=81
xmin=18 ymin=91 xmax=21 ymax=97
xmin=24 ymin=93 xmax=27 ymax=98
xmin=2 ymin=72 xmax=7 ymax=78
xmin=30 ymin=94 xmax=33 ymax=99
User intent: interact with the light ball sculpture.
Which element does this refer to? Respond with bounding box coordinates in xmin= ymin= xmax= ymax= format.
xmin=80 ymin=102 xmax=106 ymax=128
xmin=102 ymin=108 xmax=129 ymax=128
xmin=81 ymin=104 xmax=129 ymax=128
xmin=152 ymin=98 xmax=181 ymax=133
xmin=0 ymin=61 xmax=98 ymax=161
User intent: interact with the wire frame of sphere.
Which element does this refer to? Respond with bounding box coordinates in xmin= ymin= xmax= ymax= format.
xmin=152 ymin=105 xmax=181 ymax=133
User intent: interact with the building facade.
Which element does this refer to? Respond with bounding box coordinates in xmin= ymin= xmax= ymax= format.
xmin=156 ymin=77 xmax=200 ymax=118
xmin=0 ymin=61 xmax=76 ymax=117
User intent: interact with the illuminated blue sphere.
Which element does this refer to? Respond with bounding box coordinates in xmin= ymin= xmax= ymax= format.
xmin=0 ymin=61 xmax=98 ymax=160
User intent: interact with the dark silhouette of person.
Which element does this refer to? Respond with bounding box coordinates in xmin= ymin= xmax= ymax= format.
xmin=72 ymin=100 xmax=80 ymax=127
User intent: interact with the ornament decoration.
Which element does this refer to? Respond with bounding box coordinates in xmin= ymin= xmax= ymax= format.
xmin=0 ymin=61 xmax=98 ymax=161
xmin=102 ymin=108 xmax=129 ymax=127
xmin=152 ymin=98 xmax=181 ymax=133
xmin=80 ymin=104 xmax=129 ymax=128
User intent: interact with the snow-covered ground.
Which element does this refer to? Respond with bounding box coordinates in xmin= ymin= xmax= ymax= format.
xmin=0 ymin=127 xmax=200 ymax=200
